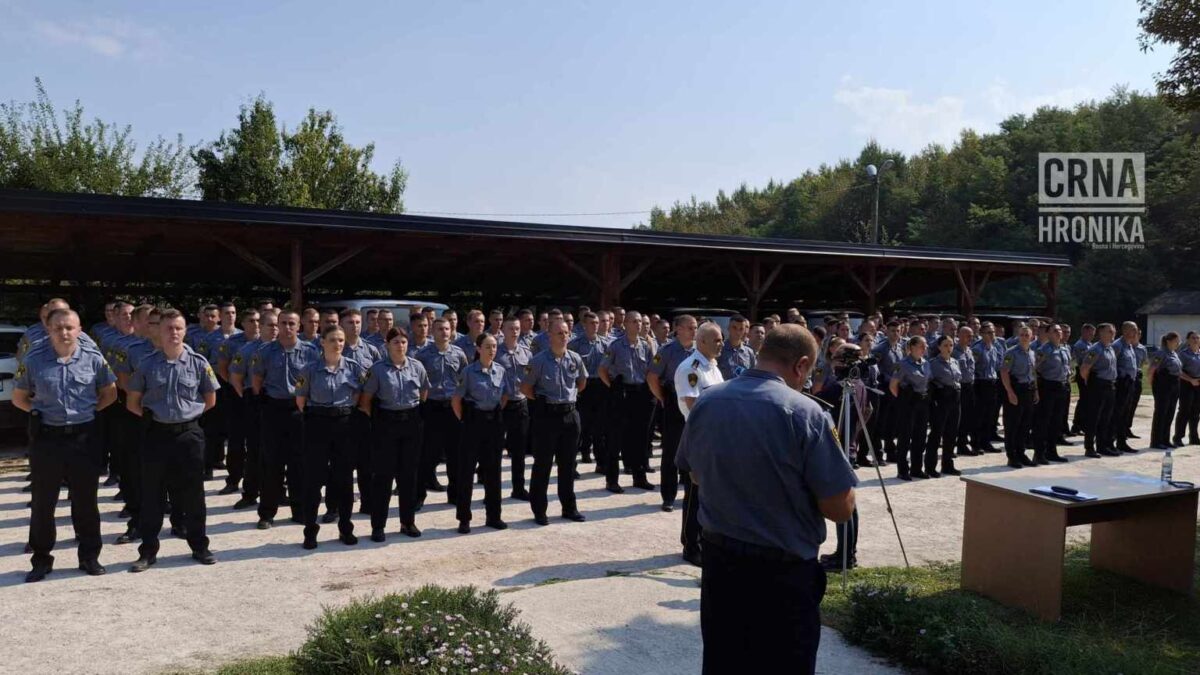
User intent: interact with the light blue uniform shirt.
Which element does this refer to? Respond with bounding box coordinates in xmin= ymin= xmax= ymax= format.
xmin=250 ymin=340 xmax=320 ymax=400
xmin=295 ymin=357 xmax=366 ymax=408
xmin=648 ymin=340 xmax=695 ymax=390
xmin=675 ymin=369 xmax=857 ymax=559
xmin=1036 ymin=343 xmax=1073 ymax=383
xmin=15 ymin=343 xmax=116 ymax=425
xmin=343 ymin=339 xmax=382 ymax=370
xmin=717 ymin=341 xmax=756 ymax=380
xmin=453 ymin=333 xmax=484 ymax=362
xmin=1083 ymin=342 xmax=1118 ymax=381
xmin=892 ymin=356 xmax=931 ymax=394
xmin=111 ymin=336 xmax=155 ymax=376
xmin=522 ymin=349 xmax=588 ymax=404
xmin=952 ymin=344 xmax=975 ymax=385
xmin=364 ymin=356 xmax=429 ymax=410
xmin=229 ymin=339 xmax=264 ymax=378
xmin=1151 ymin=349 xmax=1183 ymax=377
xmin=567 ymin=334 xmax=608 ymax=380
xmin=1180 ymin=348 xmax=1200 ymax=378
xmin=128 ymin=349 xmax=219 ymax=422
xmin=454 ymin=361 xmax=512 ymax=411
xmin=495 ymin=342 xmax=532 ymax=402
xmin=1071 ymin=338 xmax=1092 ymax=367
xmin=601 ymin=337 xmax=653 ymax=384
xmin=414 ymin=343 xmax=470 ymax=401
xmin=1114 ymin=339 xmax=1140 ymax=379
xmin=929 ymin=355 xmax=961 ymax=389
xmin=972 ymin=341 xmax=1004 ymax=380
xmin=1001 ymin=345 xmax=1037 ymax=385
xmin=530 ymin=331 xmax=551 ymax=356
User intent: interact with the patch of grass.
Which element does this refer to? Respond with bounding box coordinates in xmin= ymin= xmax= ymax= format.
xmin=823 ymin=528 xmax=1200 ymax=675
xmin=212 ymin=656 xmax=296 ymax=674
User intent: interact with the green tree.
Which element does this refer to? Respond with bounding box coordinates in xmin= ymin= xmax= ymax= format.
xmin=1138 ymin=0 xmax=1200 ymax=111
xmin=0 ymin=78 xmax=194 ymax=197
xmin=194 ymin=96 xmax=407 ymax=212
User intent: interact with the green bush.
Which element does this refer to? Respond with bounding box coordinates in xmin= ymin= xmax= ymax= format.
xmin=291 ymin=585 xmax=572 ymax=675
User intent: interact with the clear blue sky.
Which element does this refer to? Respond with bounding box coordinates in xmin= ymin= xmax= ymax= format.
xmin=0 ymin=0 xmax=1174 ymax=228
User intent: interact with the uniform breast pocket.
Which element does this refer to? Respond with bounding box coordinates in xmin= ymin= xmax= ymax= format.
xmin=68 ymin=370 xmax=95 ymax=398
xmin=179 ymin=372 xmax=200 ymax=398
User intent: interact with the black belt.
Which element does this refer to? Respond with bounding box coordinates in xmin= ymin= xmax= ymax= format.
xmin=1092 ymin=378 xmax=1116 ymax=389
xmin=39 ymin=421 xmax=95 ymax=437
xmin=503 ymin=398 xmax=528 ymax=410
xmin=149 ymin=418 xmax=201 ymax=432
xmin=263 ymin=396 xmax=298 ymax=409
xmin=618 ymin=383 xmax=647 ymax=392
xmin=702 ymin=531 xmax=812 ymax=563
xmin=902 ymin=389 xmax=929 ymax=400
xmin=465 ymin=405 xmax=502 ymax=421
xmin=378 ymin=407 xmax=420 ymax=421
xmin=423 ymin=399 xmax=452 ymax=409
xmin=541 ymin=402 xmax=576 ymax=414
xmin=305 ymin=406 xmax=353 ymax=418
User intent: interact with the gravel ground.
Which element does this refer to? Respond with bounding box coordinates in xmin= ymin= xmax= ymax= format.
xmin=0 ymin=396 xmax=1193 ymax=674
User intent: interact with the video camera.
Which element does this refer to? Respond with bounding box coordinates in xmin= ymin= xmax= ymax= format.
xmin=832 ymin=343 xmax=877 ymax=380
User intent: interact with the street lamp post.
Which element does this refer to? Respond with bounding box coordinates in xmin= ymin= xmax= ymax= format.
xmin=866 ymin=159 xmax=895 ymax=245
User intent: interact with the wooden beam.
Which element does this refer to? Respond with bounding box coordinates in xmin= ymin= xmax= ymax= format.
xmin=290 ymin=239 xmax=303 ymax=309
xmin=211 ymin=236 xmax=290 ymax=287
xmin=846 ymin=266 xmax=871 ymax=297
xmin=760 ymin=263 xmax=785 ymax=296
xmin=620 ymin=257 xmax=655 ymax=292
xmin=553 ymin=251 xmax=600 ymax=288
xmin=599 ymin=251 xmax=620 ymax=308
xmin=975 ymin=270 xmax=992 ymax=298
xmin=875 ymin=267 xmax=901 ymax=294
xmin=303 ymin=244 xmax=369 ymax=286
xmin=729 ymin=261 xmax=753 ymax=296
xmin=953 ymin=265 xmax=971 ymax=298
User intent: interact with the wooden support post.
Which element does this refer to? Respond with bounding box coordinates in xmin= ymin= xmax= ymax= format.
xmin=1045 ymin=270 xmax=1058 ymax=318
xmin=290 ymin=239 xmax=303 ymax=309
xmin=303 ymin=244 xmax=369 ymax=286
xmin=599 ymin=251 xmax=621 ymax=309
xmin=867 ymin=265 xmax=878 ymax=315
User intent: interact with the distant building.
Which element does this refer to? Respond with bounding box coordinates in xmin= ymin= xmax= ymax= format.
xmin=1137 ymin=290 xmax=1200 ymax=346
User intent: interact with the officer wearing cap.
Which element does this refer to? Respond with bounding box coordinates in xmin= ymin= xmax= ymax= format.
xmin=717 ymin=314 xmax=756 ymax=380
xmin=674 ymin=322 xmax=725 ymax=567
xmin=250 ymin=309 xmax=320 ymax=529
xmin=452 ymin=332 xmax=514 ymax=533
xmin=335 ymin=308 xmax=381 ymax=518
xmin=1000 ymin=326 xmax=1038 ymax=469
xmin=568 ymin=311 xmax=608 ymax=471
xmin=520 ymin=318 xmax=588 ymax=525
xmin=216 ymin=310 xmax=260 ymax=497
xmin=497 ymin=316 xmax=533 ymax=500
xmin=228 ymin=310 xmax=276 ymax=510
xmin=599 ymin=310 xmax=655 ymax=493
xmin=1080 ymin=323 xmax=1119 ymax=458
xmin=295 ymin=324 xmax=366 ymax=550
xmin=360 ymin=327 xmax=429 ymax=541
xmin=1069 ymin=323 xmax=1097 ymax=438
xmin=1033 ymin=325 xmax=1072 ymax=464
xmin=676 ymin=323 xmax=856 ymax=675
xmin=649 ymin=314 xmax=698 ymax=506
xmin=414 ymin=318 xmax=470 ymax=507
xmin=126 ymin=308 xmax=220 ymax=572
xmin=13 ymin=308 xmax=118 ymax=582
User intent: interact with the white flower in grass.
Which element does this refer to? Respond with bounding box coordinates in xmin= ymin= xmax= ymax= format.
xmin=401 ymin=602 xmax=409 ymax=609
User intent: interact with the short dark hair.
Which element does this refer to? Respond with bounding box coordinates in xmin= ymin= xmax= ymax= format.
xmin=160 ymin=308 xmax=185 ymax=323
xmin=517 ymin=309 xmax=534 ymax=320
xmin=730 ymin=314 xmax=749 ymax=325
xmin=582 ymin=311 xmax=598 ymax=321
xmin=339 ymin=308 xmax=362 ymax=319
xmin=200 ymin=304 xmax=219 ymax=314
xmin=758 ymin=324 xmax=819 ymax=364
xmin=386 ymin=326 xmax=409 ymax=342
xmin=319 ymin=324 xmax=344 ymax=339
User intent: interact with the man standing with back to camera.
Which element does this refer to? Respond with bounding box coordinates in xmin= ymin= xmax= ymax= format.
xmin=676 ymin=324 xmax=857 ymax=675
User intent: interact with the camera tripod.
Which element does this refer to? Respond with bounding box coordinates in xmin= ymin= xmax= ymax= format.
xmin=830 ymin=365 xmax=910 ymax=590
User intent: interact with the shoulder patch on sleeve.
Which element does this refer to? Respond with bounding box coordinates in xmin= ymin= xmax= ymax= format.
xmin=687 ymin=372 xmax=699 ymax=387
xmin=653 ymin=353 xmax=662 ymax=364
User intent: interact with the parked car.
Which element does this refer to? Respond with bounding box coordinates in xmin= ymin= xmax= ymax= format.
xmin=314 ymin=298 xmax=451 ymax=323
xmin=0 ymin=323 xmax=27 ymax=429
xmin=658 ymin=307 xmax=742 ymax=334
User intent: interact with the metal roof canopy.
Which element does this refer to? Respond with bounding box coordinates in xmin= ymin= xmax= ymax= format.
xmin=0 ymin=189 xmax=1070 ymax=318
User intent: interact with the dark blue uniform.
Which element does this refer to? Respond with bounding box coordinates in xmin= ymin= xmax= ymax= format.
xmin=1033 ymin=342 xmax=1072 ymax=463
xmin=496 ymin=341 xmax=533 ymax=498
xmin=1082 ymin=341 xmax=1118 ymax=455
xmin=891 ymin=355 xmax=933 ymax=478
xmin=1000 ymin=344 xmax=1037 ymax=467
xmin=602 ymin=337 xmax=655 ymax=487
xmin=1175 ymin=347 xmax=1200 ymax=444
xmin=413 ymin=343 xmax=470 ymax=506
xmin=296 ymin=358 xmax=366 ymax=545
xmin=676 ymin=368 xmax=857 ymax=675
xmin=926 ymin=354 xmax=962 ymax=474
xmin=568 ymin=334 xmax=609 ymax=468
xmin=454 ymin=361 xmax=515 ymax=528
xmin=649 ymin=340 xmax=696 ymax=505
xmin=1151 ymin=348 xmax=1183 ymax=448
xmin=971 ymin=339 xmax=1005 ymax=451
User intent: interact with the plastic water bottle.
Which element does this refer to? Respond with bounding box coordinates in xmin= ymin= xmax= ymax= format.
xmin=1161 ymin=449 xmax=1174 ymax=484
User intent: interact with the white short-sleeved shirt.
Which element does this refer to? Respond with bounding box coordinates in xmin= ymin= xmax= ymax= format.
xmin=674 ymin=352 xmax=724 ymax=419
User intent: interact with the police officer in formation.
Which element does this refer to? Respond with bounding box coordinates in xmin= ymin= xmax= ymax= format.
xmin=1080 ymin=323 xmax=1120 ymax=457
xmin=926 ymin=335 xmax=962 ymax=476
xmin=496 ymin=316 xmax=532 ymax=499
xmin=599 ymin=310 xmax=656 ymax=493
xmin=1148 ymin=332 xmax=1184 ymax=450
xmin=1175 ymin=331 xmax=1200 ymax=445
xmin=999 ymin=326 xmax=1037 ymax=469
xmin=295 ymin=325 xmax=366 ymax=549
xmin=452 ymin=332 xmax=514 ymax=533
xmin=890 ymin=335 xmax=933 ymax=480
xmin=674 ymin=321 xmax=725 ymax=566
xmin=520 ymin=319 xmax=588 ymax=525
xmin=360 ymin=327 xmax=428 ymax=540
xmin=568 ymin=311 xmax=609 ymax=471
xmin=14 ymin=308 xmax=117 ymax=582
xmin=228 ymin=309 xmax=277 ymax=510
xmin=1033 ymin=325 xmax=1072 ymax=464
xmin=126 ymin=308 xmax=220 ymax=571
xmin=413 ymin=318 xmax=470 ymax=506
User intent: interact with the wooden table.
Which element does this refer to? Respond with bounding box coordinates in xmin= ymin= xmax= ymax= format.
xmin=960 ymin=472 xmax=1198 ymax=621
